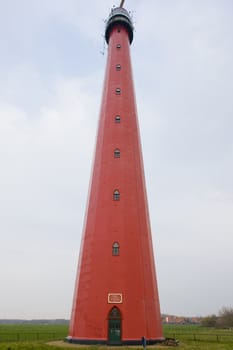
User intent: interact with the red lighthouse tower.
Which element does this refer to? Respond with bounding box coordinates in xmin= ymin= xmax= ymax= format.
xmin=68 ymin=3 xmax=163 ymax=345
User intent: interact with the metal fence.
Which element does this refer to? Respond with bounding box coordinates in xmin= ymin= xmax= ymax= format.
xmin=0 ymin=332 xmax=66 ymax=342
xmin=165 ymin=332 xmax=233 ymax=343
xmin=0 ymin=331 xmax=233 ymax=343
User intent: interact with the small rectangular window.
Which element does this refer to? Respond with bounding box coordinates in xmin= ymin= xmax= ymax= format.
xmin=115 ymin=88 xmax=121 ymax=95
xmin=115 ymin=115 xmax=121 ymax=123
xmin=116 ymin=44 xmax=121 ymax=49
xmin=114 ymin=149 xmax=120 ymax=158
xmin=116 ymin=64 xmax=121 ymax=71
xmin=112 ymin=242 xmax=120 ymax=256
xmin=113 ymin=190 xmax=120 ymax=201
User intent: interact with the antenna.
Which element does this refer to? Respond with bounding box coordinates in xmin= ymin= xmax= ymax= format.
xmin=119 ymin=0 xmax=125 ymax=8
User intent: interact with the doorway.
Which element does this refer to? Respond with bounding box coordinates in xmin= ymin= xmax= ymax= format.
xmin=108 ymin=307 xmax=122 ymax=345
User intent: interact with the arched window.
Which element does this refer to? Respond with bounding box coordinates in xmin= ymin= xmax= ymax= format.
xmin=115 ymin=88 xmax=121 ymax=95
xmin=115 ymin=115 xmax=121 ymax=123
xmin=114 ymin=149 xmax=120 ymax=158
xmin=113 ymin=189 xmax=120 ymax=201
xmin=109 ymin=306 xmax=121 ymax=319
xmin=112 ymin=242 xmax=120 ymax=256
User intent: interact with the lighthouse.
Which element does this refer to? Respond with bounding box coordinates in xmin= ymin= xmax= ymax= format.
xmin=68 ymin=3 xmax=163 ymax=345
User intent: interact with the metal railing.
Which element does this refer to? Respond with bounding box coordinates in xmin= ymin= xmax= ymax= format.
xmin=165 ymin=332 xmax=233 ymax=343
xmin=0 ymin=332 xmax=66 ymax=342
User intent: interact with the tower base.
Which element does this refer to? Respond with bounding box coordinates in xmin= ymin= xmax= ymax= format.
xmin=65 ymin=337 xmax=165 ymax=346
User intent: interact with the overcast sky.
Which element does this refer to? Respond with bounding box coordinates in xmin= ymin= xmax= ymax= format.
xmin=0 ymin=0 xmax=233 ymax=320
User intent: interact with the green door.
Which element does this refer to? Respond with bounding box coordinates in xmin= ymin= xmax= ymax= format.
xmin=108 ymin=307 xmax=122 ymax=345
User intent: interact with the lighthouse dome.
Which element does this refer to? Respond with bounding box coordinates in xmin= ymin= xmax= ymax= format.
xmin=105 ymin=7 xmax=134 ymax=44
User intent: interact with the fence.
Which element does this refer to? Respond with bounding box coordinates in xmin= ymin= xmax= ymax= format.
xmin=0 ymin=332 xmax=66 ymax=342
xmin=0 ymin=331 xmax=233 ymax=343
xmin=165 ymin=332 xmax=233 ymax=343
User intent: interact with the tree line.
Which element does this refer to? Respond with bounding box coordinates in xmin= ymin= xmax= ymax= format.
xmin=201 ymin=307 xmax=233 ymax=328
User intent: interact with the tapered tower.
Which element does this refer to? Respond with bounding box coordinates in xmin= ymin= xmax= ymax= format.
xmin=68 ymin=4 xmax=163 ymax=345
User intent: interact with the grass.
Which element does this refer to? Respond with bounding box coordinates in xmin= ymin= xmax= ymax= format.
xmin=0 ymin=324 xmax=232 ymax=349
xmin=163 ymin=324 xmax=233 ymax=349
xmin=0 ymin=324 xmax=67 ymax=344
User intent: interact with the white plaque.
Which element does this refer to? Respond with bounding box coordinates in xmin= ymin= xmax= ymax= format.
xmin=108 ymin=293 xmax=123 ymax=304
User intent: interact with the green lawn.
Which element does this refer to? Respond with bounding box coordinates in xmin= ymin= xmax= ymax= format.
xmin=163 ymin=324 xmax=233 ymax=349
xmin=0 ymin=324 xmax=68 ymax=342
xmin=0 ymin=324 xmax=232 ymax=349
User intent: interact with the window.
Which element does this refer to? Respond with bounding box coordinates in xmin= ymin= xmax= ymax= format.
xmin=114 ymin=149 xmax=120 ymax=158
xmin=117 ymin=28 xmax=121 ymax=33
xmin=112 ymin=242 xmax=120 ymax=256
xmin=113 ymin=189 xmax=120 ymax=201
xmin=115 ymin=115 xmax=121 ymax=123
xmin=109 ymin=306 xmax=121 ymax=318
xmin=115 ymin=88 xmax=121 ymax=95
xmin=116 ymin=44 xmax=121 ymax=49
xmin=116 ymin=64 xmax=121 ymax=71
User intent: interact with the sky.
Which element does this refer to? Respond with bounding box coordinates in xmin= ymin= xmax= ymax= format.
xmin=0 ymin=0 xmax=233 ymax=320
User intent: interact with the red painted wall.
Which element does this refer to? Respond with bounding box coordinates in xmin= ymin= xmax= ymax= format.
xmin=69 ymin=23 xmax=163 ymax=342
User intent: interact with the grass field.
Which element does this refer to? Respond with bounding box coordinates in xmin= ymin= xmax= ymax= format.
xmin=0 ymin=324 xmax=232 ymax=349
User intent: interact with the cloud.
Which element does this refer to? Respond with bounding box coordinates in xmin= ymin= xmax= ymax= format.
xmin=0 ymin=71 xmax=103 ymax=318
xmin=132 ymin=0 xmax=233 ymax=316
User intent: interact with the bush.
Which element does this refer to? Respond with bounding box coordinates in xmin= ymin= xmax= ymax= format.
xmin=216 ymin=306 xmax=233 ymax=328
xmin=201 ymin=314 xmax=217 ymax=327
